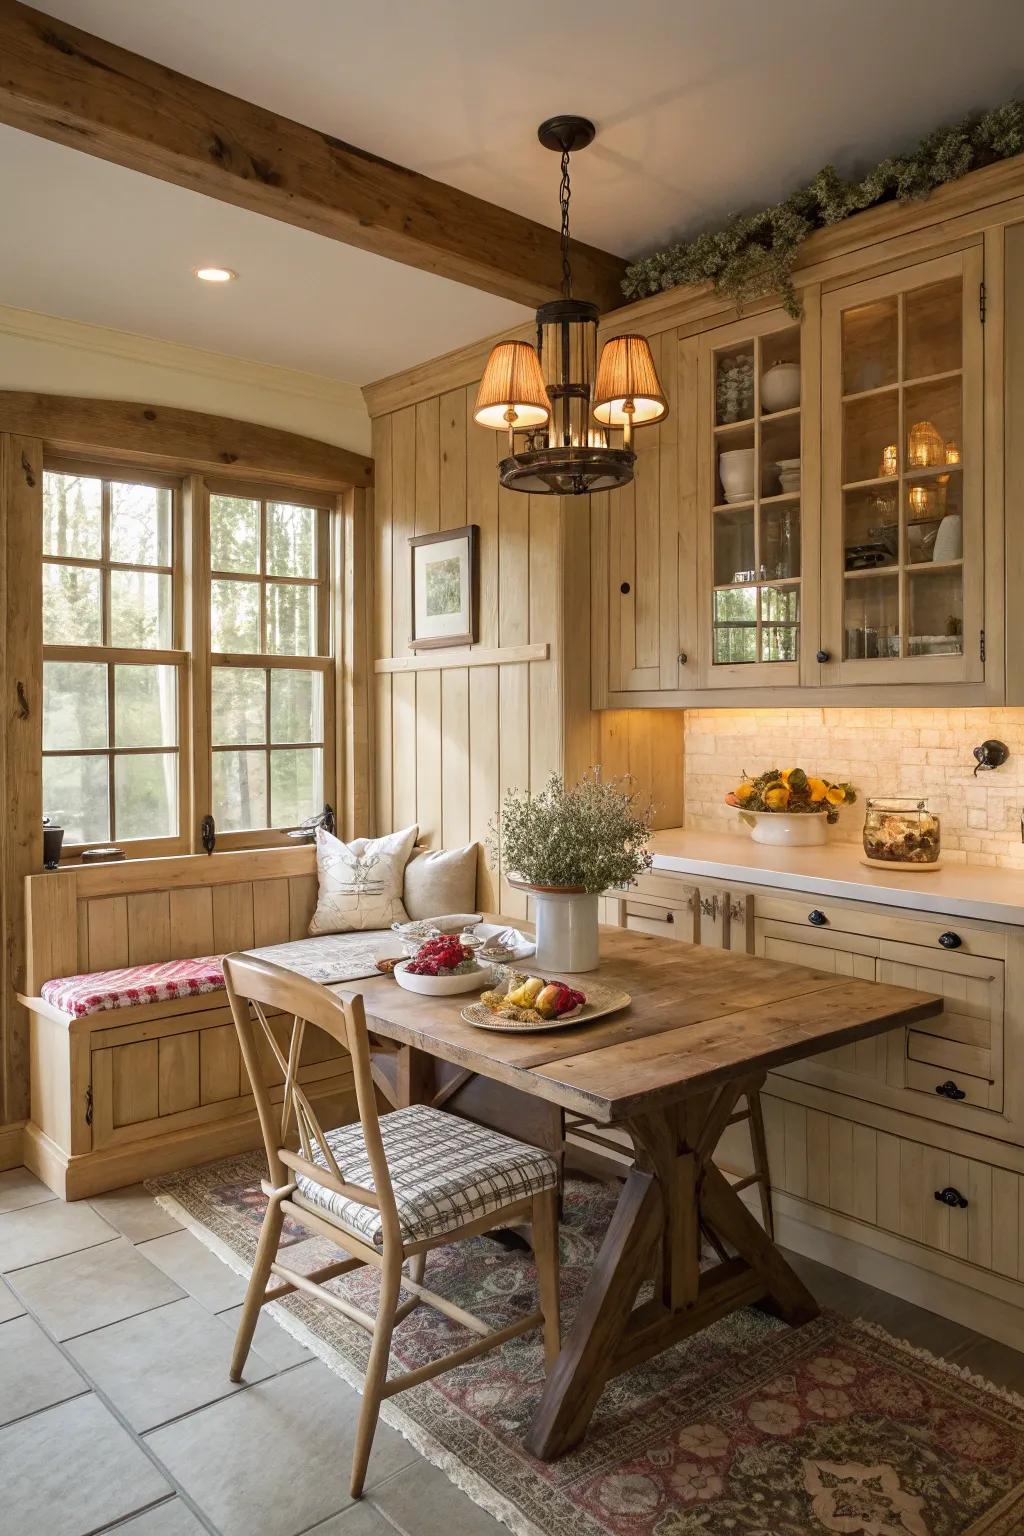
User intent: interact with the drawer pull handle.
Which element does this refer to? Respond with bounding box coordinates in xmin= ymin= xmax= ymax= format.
xmin=938 ymin=931 xmax=962 ymax=949
xmin=664 ymin=912 xmax=674 ymax=924
xmin=815 ymin=649 xmax=831 ymax=664
xmin=935 ymin=1079 xmax=967 ymax=1101
xmin=934 ymin=1186 xmax=968 ymax=1209
xmin=808 ymin=909 xmax=828 ymax=926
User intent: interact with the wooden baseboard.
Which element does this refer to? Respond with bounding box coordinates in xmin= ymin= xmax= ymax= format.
xmin=0 ymin=1120 xmax=25 ymax=1171
xmin=24 ymin=1088 xmax=358 ymax=1200
xmin=763 ymin=1188 xmax=1024 ymax=1353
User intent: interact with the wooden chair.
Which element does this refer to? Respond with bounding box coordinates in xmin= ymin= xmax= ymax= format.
xmin=564 ymin=1084 xmax=774 ymax=1239
xmin=222 ymin=952 xmax=561 ymax=1498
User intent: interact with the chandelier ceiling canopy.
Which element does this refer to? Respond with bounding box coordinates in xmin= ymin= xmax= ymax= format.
xmin=473 ymin=116 xmax=668 ymax=496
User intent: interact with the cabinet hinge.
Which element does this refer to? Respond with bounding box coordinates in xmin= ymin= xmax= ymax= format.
xmin=980 ymin=628 xmax=986 ymax=663
xmin=85 ymin=1085 xmax=93 ymax=1126
xmin=980 ymin=281 xmax=987 ymax=323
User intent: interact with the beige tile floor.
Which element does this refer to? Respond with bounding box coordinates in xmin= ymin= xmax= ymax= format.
xmin=1 ymin=1164 xmax=1023 ymax=1536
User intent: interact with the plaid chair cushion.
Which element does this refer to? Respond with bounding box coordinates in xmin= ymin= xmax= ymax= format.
xmin=293 ymin=1103 xmax=558 ymax=1247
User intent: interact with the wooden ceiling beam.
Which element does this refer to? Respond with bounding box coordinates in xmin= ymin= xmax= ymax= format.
xmin=0 ymin=0 xmax=629 ymax=312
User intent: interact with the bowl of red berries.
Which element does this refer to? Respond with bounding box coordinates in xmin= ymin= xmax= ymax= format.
xmin=393 ymin=935 xmax=492 ymax=996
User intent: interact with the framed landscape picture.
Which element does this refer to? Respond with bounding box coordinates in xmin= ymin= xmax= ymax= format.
xmin=409 ymin=524 xmax=478 ymax=649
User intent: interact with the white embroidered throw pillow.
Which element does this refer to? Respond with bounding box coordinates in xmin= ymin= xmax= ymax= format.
xmin=308 ymin=825 xmax=418 ymax=935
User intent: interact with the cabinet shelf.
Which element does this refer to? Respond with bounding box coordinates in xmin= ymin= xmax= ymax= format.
xmin=841 ymin=367 xmax=961 ymax=405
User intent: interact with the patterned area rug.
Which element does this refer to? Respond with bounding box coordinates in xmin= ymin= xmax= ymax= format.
xmin=148 ymin=1156 xmax=1024 ymax=1536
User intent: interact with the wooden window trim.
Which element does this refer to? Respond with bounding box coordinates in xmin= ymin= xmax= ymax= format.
xmin=43 ymin=457 xmax=189 ymax=859
xmin=202 ymin=479 xmax=337 ymax=848
xmin=42 ymin=456 xmax=346 ymax=861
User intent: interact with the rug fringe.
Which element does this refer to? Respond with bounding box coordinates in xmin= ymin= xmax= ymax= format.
xmin=849 ymin=1315 xmax=1024 ymax=1413
xmin=148 ymin=1186 xmax=547 ymax=1536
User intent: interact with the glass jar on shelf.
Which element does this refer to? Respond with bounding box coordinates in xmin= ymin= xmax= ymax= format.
xmin=862 ymin=798 xmax=942 ymax=869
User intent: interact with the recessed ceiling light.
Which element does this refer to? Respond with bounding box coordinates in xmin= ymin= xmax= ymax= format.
xmin=194 ymin=266 xmax=237 ymax=283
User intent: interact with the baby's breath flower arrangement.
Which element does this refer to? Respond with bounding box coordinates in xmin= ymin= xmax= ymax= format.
xmin=489 ymin=769 xmax=655 ymax=893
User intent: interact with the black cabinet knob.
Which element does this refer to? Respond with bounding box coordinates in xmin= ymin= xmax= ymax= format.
xmin=934 ymin=1186 xmax=968 ymax=1209
xmin=935 ymin=1079 xmax=967 ymax=1101
xmin=619 ymin=581 xmax=631 ymax=595
xmin=938 ymin=931 xmax=962 ymax=949
xmin=677 ymin=651 xmax=688 ymax=666
xmin=816 ymin=649 xmax=831 ymax=663
xmin=665 ymin=911 xmax=674 ymax=924
xmin=808 ymin=910 xmax=828 ymax=926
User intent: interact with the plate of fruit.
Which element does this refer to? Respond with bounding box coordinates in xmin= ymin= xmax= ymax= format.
xmin=393 ymin=935 xmax=493 ymax=996
xmin=462 ymin=972 xmax=630 ymax=1032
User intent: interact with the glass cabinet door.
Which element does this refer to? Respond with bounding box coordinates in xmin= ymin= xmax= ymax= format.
xmin=820 ymin=247 xmax=984 ymax=685
xmin=697 ymin=308 xmax=809 ymax=687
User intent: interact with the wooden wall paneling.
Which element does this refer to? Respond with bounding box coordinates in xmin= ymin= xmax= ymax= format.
xmin=338 ymin=485 xmax=372 ymax=839
xmin=498 ymin=664 xmax=530 ymax=918
xmin=468 ymin=665 xmax=500 ymax=910
xmin=126 ymin=892 xmax=171 ymax=965
xmin=390 ymin=407 xmax=416 ymax=658
xmin=1 ymin=432 xmax=43 ymax=1123
xmin=212 ymin=881 xmax=255 ymax=952
xmin=588 ymin=491 xmax=610 ymax=710
xmin=441 ymin=668 xmax=470 ymax=848
xmin=391 ymin=674 xmax=418 ymax=830
xmin=467 ymin=391 xmax=499 ymax=650
xmin=528 ymin=496 xmax=561 ymax=795
xmin=608 ymin=469 xmax=635 ymax=690
xmin=497 ymin=438 xmax=530 ymax=648
xmin=439 ymin=389 xmax=467 ymax=529
xmin=374 ymin=674 xmax=393 ymax=835
xmin=372 ymin=416 xmax=394 ymax=662
xmin=252 ymin=878 xmax=291 ymax=947
xmin=167 ymin=890 xmax=213 ymax=958
xmin=562 ymin=495 xmax=600 ymax=786
xmin=414 ymin=397 xmax=440 ymax=535
xmin=415 ymin=669 xmax=442 ymax=843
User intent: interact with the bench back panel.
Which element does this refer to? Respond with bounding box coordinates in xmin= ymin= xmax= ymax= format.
xmin=25 ymin=848 xmax=319 ymax=989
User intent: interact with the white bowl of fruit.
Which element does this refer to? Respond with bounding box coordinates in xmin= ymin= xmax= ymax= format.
xmin=393 ymin=935 xmax=492 ymax=996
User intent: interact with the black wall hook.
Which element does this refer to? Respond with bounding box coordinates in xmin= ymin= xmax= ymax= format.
xmin=973 ymin=740 xmax=1009 ymax=775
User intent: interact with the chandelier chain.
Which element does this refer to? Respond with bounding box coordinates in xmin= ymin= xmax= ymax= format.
xmin=559 ymin=148 xmax=572 ymax=298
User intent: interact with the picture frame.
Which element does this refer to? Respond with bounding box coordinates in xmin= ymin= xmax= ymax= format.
xmin=409 ymin=524 xmax=478 ymax=649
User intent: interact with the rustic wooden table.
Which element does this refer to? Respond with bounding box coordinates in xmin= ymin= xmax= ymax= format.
xmin=330 ymin=920 xmax=941 ymax=1460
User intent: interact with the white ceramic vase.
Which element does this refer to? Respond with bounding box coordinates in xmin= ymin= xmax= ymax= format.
xmin=760 ymin=361 xmax=801 ymax=412
xmin=718 ymin=447 xmax=755 ymax=504
xmin=740 ymin=811 xmax=828 ymax=847
xmin=530 ymin=890 xmax=600 ymax=973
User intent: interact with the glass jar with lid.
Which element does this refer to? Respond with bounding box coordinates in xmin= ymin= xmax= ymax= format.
xmin=862 ymin=798 xmax=941 ymax=868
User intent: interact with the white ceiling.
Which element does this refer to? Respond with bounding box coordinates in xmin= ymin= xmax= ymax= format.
xmin=5 ymin=0 xmax=1024 ymax=384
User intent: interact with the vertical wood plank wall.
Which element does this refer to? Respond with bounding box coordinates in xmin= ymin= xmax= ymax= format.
xmin=370 ymin=385 xmax=685 ymax=919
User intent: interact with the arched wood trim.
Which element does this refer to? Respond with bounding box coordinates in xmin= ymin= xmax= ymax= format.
xmin=0 ymin=392 xmax=373 ymax=491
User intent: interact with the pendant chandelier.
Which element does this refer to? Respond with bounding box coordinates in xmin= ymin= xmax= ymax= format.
xmin=473 ymin=116 xmax=668 ymax=496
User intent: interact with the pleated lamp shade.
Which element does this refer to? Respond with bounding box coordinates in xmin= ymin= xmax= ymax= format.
xmin=473 ymin=341 xmax=551 ymax=430
xmin=592 ymin=334 xmax=668 ymax=428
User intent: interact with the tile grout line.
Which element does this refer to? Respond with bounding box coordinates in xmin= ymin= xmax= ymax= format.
xmin=1 ymin=1267 xmax=226 ymax=1536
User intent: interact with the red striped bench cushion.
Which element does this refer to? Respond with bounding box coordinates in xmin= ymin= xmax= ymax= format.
xmin=41 ymin=957 xmax=225 ymax=1019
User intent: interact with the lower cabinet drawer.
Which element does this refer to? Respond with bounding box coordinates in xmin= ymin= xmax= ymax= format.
xmin=625 ymin=898 xmax=697 ymax=942
xmin=763 ymin=1094 xmax=1023 ymax=1281
xmin=905 ymin=1059 xmax=998 ymax=1111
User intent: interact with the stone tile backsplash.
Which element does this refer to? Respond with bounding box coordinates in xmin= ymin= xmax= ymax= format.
xmin=683 ymin=708 xmax=1024 ymax=867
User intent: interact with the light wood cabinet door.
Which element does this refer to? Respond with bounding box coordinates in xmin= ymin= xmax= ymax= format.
xmin=819 ymin=245 xmax=985 ymax=687
xmin=603 ymin=331 xmax=695 ymax=693
xmin=696 ymin=305 xmax=819 ymax=690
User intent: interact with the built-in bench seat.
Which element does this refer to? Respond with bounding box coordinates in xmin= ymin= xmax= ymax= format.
xmin=19 ymin=845 xmax=361 ymax=1199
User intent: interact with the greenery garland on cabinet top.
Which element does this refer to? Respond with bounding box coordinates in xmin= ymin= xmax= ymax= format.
xmin=622 ymin=99 xmax=1024 ymax=317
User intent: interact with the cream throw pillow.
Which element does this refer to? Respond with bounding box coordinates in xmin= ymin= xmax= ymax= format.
xmin=403 ymin=843 xmax=479 ymax=920
xmin=308 ymin=824 xmax=418 ymax=935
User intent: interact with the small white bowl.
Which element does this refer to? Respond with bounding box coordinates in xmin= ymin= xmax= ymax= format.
xmin=393 ymin=961 xmax=491 ymax=996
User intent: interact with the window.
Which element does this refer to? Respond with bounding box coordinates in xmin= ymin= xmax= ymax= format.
xmin=42 ymin=466 xmax=183 ymax=848
xmin=208 ymin=487 xmax=332 ymax=838
xmin=41 ymin=467 xmax=337 ymax=856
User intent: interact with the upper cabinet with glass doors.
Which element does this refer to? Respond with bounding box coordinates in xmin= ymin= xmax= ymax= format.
xmin=695 ymin=308 xmax=815 ymax=688
xmin=819 ymin=247 xmax=984 ymax=686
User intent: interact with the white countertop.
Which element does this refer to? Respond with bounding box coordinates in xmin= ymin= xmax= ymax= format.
xmin=647 ymin=829 xmax=1024 ymax=926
